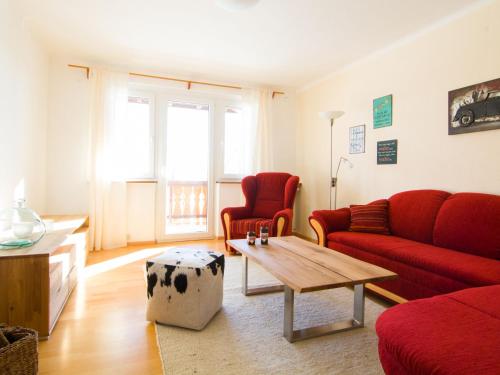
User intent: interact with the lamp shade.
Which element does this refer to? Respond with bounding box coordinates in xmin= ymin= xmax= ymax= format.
xmin=318 ymin=110 xmax=344 ymax=121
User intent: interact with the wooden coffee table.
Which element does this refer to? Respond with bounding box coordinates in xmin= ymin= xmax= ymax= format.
xmin=227 ymin=236 xmax=397 ymax=342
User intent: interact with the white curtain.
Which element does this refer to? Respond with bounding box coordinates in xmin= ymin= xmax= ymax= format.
xmin=243 ymin=88 xmax=274 ymax=173
xmin=88 ymin=69 xmax=129 ymax=251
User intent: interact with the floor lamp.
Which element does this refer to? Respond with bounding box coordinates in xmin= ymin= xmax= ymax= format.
xmin=333 ymin=156 xmax=354 ymax=210
xmin=318 ymin=110 xmax=345 ymax=210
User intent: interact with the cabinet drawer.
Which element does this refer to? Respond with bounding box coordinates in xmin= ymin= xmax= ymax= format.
xmin=50 ymin=275 xmax=69 ymax=328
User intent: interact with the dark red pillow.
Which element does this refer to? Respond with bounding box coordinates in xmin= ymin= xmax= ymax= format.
xmin=349 ymin=200 xmax=390 ymax=234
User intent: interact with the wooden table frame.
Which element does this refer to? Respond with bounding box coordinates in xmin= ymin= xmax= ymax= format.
xmin=230 ymin=236 xmax=397 ymax=343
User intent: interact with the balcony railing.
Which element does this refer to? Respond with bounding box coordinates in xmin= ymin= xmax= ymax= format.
xmin=166 ymin=181 xmax=208 ymax=233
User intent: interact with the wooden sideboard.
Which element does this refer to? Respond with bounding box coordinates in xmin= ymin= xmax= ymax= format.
xmin=0 ymin=215 xmax=89 ymax=339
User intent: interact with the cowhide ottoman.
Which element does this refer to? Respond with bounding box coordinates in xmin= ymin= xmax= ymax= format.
xmin=145 ymin=248 xmax=224 ymax=330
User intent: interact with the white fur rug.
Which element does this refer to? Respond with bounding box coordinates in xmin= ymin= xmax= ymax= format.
xmin=155 ymin=257 xmax=386 ymax=375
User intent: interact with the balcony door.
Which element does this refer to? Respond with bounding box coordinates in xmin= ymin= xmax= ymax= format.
xmin=157 ymin=98 xmax=214 ymax=241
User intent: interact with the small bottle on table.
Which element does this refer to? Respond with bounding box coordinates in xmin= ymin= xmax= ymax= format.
xmin=247 ymin=231 xmax=256 ymax=245
xmin=260 ymin=226 xmax=269 ymax=245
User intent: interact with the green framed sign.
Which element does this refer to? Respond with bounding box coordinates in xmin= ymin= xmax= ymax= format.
xmin=377 ymin=139 xmax=398 ymax=164
xmin=373 ymin=94 xmax=392 ymax=128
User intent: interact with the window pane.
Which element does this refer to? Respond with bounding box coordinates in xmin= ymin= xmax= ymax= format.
xmin=165 ymin=102 xmax=209 ymax=234
xmin=122 ymin=96 xmax=154 ymax=178
xmin=224 ymin=107 xmax=247 ymax=175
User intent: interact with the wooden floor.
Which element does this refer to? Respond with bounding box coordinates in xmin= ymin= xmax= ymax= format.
xmin=39 ymin=239 xmax=228 ymax=375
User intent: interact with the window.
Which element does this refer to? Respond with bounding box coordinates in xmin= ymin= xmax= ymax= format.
xmin=224 ymin=107 xmax=250 ymax=176
xmin=121 ymin=95 xmax=155 ymax=179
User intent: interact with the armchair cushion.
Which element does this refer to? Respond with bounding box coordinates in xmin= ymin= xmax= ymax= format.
xmin=221 ymin=206 xmax=252 ymax=221
xmin=230 ymin=218 xmax=273 ymax=237
xmin=252 ymin=173 xmax=292 ymax=218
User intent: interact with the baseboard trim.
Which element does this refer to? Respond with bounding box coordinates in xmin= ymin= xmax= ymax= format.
xmin=292 ymin=231 xmax=316 ymax=242
xmin=127 ymin=241 xmax=157 ymax=246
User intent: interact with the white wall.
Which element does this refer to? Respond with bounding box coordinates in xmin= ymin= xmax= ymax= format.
xmin=296 ymin=0 xmax=500 ymax=237
xmin=46 ymin=59 xmax=90 ymax=214
xmin=0 ymin=1 xmax=48 ymax=212
xmin=271 ymin=93 xmax=298 ymax=173
xmin=126 ymin=183 xmax=156 ymax=242
xmin=45 ymin=60 xmax=298 ymax=241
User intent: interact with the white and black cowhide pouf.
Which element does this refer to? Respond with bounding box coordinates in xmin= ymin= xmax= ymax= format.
xmin=145 ymin=248 xmax=224 ymax=330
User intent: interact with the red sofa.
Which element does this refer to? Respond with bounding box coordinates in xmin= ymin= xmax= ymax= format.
xmin=376 ymin=285 xmax=500 ymax=375
xmin=221 ymin=172 xmax=299 ymax=253
xmin=308 ymin=190 xmax=500 ymax=300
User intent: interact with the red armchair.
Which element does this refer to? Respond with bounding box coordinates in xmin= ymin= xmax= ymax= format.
xmin=221 ymin=172 xmax=300 ymax=254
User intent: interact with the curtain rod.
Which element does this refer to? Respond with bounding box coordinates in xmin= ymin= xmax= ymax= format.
xmin=68 ymin=64 xmax=285 ymax=98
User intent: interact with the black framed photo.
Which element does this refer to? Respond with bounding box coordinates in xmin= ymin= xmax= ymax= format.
xmin=449 ymin=78 xmax=500 ymax=135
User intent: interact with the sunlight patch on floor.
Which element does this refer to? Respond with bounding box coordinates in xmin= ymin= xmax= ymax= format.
xmin=83 ymin=247 xmax=169 ymax=278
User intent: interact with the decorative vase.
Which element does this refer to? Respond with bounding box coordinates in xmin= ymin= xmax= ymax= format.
xmin=0 ymin=199 xmax=46 ymax=249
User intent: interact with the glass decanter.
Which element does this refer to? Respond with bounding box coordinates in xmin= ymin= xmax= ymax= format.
xmin=0 ymin=199 xmax=46 ymax=249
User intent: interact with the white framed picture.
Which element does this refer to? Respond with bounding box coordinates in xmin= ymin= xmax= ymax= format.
xmin=349 ymin=125 xmax=365 ymax=154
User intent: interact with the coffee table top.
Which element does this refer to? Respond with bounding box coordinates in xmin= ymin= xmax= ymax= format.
xmin=227 ymin=236 xmax=397 ymax=293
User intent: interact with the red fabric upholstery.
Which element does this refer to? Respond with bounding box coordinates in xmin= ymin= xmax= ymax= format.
xmin=378 ymin=341 xmax=410 ymax=375
xmin=389 ymin=190 xmax=450 ymax=244
xmin=308 ymin=208 xmax=351 ymax=246
xmin=328 ymin=242 xmax=470 ymax=300
xmin=433 ymin=192 xmax=500 ymax=260
xmin=376 ymin=285 xmax=500 ymax=375
xmin=328 ymin=239 xmax=469 ymax=299
xmin=328 ymin=231 xmax=500 ymax=286
xmin=221 ymin=173 xmax=299 ymax=252
xmin=252 ymin=173 xmax=296 ymax=218
xmin=350 ymin=199 xmax=390 ymax=234
xmin=231 ymin=218 xmax=273 ymax=236
xmin=311 ymin=189 xmax=500 ymax=300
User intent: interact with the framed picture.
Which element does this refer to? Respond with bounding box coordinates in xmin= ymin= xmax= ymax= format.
xmin=349 ymin=125 xmax=365 ymax=154
xmin=373 ymin=94 xmax=392 ymax=128
xmin=377 ymin=139 xmax=398 ymax=165
xmin=449 ymin=78 xmax=500 ymax=135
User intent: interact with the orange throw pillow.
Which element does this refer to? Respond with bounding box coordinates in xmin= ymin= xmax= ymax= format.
xmin=349 ymin=200 xmax=390 ymax=234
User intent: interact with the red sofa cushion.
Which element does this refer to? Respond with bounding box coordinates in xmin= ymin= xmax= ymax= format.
xmin=376 ymin=285 xmax=500 ymax=375
xmin=327 ymin=231 xmax=500 ymax=286
xmin=231 ymin=218 xmax=273 ymax=236
xmin=433 ymin=192 xmax=500 ymax=260
xmin=327 ymin=240 xmax=471 ymax=299
xmin=388 ymin=190 xmax=450 ymax=244
xmin=251 ymin=173 xmax=291 ymax=218
xmin=350 ymin=199 xmax=390 ymax=234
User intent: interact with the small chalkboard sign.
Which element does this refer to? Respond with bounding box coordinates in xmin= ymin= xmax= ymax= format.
xmin=377 ymin=139 xmax=398 ymax=164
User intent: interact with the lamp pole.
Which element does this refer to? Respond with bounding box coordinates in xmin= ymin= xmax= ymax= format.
xmin=329 ymin=118 xmax=334 ymax=210
xmin=318 ymin=110 xmax=344 ymax=210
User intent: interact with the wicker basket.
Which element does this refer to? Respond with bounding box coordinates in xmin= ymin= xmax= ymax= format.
xmin=0 ymin=325 xmax=38 ymax=375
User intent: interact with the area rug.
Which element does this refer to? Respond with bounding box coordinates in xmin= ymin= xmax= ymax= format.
xmin=156 ymin=257 xmax=387 ymax=375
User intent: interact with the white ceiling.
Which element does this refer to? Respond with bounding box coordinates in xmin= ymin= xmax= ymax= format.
xmin=16 ymin=0 xmax=483 ymax=88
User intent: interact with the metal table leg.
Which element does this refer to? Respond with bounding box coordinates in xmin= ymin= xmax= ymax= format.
xmin=241 ymin=255 xmax=284 ymax=296
xmin=283 ymin=284 xmax=366 ymax=343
